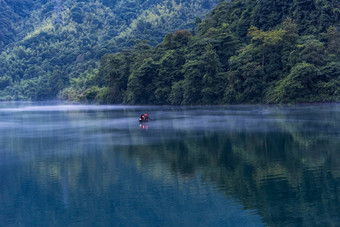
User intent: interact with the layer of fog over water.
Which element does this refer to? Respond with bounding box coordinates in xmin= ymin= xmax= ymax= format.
xmin=0 ymin=102 xmax=340 ymax=226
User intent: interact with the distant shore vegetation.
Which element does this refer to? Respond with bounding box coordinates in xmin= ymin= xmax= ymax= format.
xmin=1 ymin=0 xmax=340 ymax=104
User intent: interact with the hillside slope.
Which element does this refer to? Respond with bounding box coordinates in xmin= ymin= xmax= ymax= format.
xmin=0 ymin=0 xmax=217 ymax=100
xmin=67 ymin=0 xmax=340 ymax=104
xmin=0 ymin=0 xmax=48 ymax=48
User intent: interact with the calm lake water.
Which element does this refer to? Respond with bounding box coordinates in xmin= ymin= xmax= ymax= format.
xmin=0 ymin=102 xmax=339 ymax=226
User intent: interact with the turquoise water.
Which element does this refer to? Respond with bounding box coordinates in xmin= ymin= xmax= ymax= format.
xmin=0 ymin=102 xmax=339 ymax=226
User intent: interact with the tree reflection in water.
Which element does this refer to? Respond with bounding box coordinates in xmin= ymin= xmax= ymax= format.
xmin=121 ymin=105 xmax=340 ymax=226
xmin=0 ymin=103 xmax=339 ymax=226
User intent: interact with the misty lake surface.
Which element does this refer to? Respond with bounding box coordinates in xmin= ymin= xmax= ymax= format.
xmin=0 ymin=102 xmax=340 ymax=226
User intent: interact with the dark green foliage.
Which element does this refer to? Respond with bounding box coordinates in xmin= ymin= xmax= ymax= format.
xmin=182 ymin=44 xmax=225 ymax=104
xmin=154 ymin=49 xmax=185 ymax=104
xmin=0 ymin=0 xmax=41 ymax=47
xmin=0 ymin=0 xmax=218 ymax=101
xmin=83 ymin=86 xmax=101 ymax=102
xmin=323 ymin=26 xmax=340 ymax=60
xmin=0 ymin=76 xmax=12 ymax=90
xmin=268 ymin=63 xmax=320 ymax=103
xmin=182 ymin=59 xmax=204 ymax=105
xmin=126 ymin=57 xmax=158 ymax=104
xmin=75 ymin=0 xmax=340 ymax=105
xmin=2 ymin=0 xmax=340 ymax=104
xmin=169 ymin=81 xmax=185 ymax=105
xmin=315 ymin=62 xmax=340 ymax=101
xmin=49 ymin=66 xmax=69 ymax=96
xmin=296 ymin=36 xmax=326 ymax=66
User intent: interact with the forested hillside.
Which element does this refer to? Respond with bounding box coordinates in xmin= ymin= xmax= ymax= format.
xmin=0 ymin=0 xmax=47 ymax=48
xmin=1 ymin=0 xmax=340 ymax=104
xmin=66 ymin=0 xmax=340 ymax=104
xmin=0 ymin=0 xmax=217 ymax=100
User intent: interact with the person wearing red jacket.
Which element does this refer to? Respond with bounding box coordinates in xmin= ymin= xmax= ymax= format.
xmin=139 ymin=112 xmax=149 ymax=123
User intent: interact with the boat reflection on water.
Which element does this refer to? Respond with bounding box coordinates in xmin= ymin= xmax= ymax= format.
xmin=139 ymin=123 xmax=149 ymax=131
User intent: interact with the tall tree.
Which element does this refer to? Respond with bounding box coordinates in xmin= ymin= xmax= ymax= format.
xmin=49 ymin=66 xmax=69 ymax=96
xmin=201 ymin=44 xmax=225 ymax=104
xmin=126 ymin=57 xmax=158 ymax=104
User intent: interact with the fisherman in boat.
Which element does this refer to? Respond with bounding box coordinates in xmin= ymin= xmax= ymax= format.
xmin=139 ymin=112 xmax=150 ymax=123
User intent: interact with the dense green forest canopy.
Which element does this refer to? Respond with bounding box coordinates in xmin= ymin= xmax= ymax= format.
xmin=0 ymin=0 xmax=48 ymax=47
xmin=0 ymin=0 xmax=217 ymax=100
xmin=1 ymin=0 xmax=340 ymax=104
xmin=66 ymin=0 xmax=340 ymax=104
